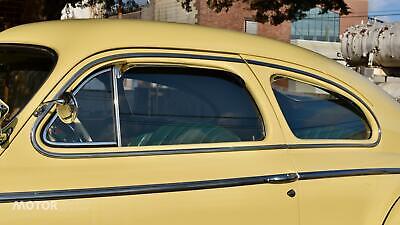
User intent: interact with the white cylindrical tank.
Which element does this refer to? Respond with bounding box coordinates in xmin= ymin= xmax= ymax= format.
xmin=341 ymin=22 xmax=400 ymax=68
xmin=375 ymin=23 xmax=400 ymax=67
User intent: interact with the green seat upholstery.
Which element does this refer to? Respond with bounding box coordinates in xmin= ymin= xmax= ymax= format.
xmin=129 ymin=123 xmax=240 ymax=146
xmin=294 ymin=121 xmax=367 ymax=140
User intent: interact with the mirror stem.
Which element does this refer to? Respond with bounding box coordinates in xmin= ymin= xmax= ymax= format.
xmin=34 ymin=98 xmax=65 ymax=117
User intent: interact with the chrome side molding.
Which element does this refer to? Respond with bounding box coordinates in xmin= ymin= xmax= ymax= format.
xmin=267 ymin=173 xmax=299 ymax=184
xmin=0 ymin=168 xmax=398 ymax=203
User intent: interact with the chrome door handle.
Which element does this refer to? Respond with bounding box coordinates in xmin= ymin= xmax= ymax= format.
xmin=266 ymin=173 xmax=299 ymax=184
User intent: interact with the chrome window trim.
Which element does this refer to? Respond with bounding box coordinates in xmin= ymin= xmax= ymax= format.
xmin=41 ymin=68 xmax=118 ymax=147
xmin=112 ymin=67 xmax=122 ymax=147
xmin=31 ymin=52 xmax=380 ymax=159
xmin=35 ymin=144 xmax=286 ymax=159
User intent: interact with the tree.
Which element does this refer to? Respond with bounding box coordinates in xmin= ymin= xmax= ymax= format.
xmin=42 ymin=0 xmax=117 ymax=20
xmin=42 ymin=0 xmax=141 ymax=20
xmin=2 ymin=0 xmax=350 ymax=28
xmin=178 ymin=0 xmax=350 ymax=25
xmin=36 ymin=0 xmax=352 ymax=24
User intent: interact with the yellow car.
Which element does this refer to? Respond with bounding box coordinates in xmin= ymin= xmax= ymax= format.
xmin=0 ymin=20 xmax=399 ymax=225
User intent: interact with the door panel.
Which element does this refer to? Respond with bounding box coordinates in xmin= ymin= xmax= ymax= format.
xmin=291 ymin=148 xmax=398 ymax=225
xmin=245 ymin=55 xmax=400 ymax=225
xmin=0 ymin=50 xmax=299 ymax=225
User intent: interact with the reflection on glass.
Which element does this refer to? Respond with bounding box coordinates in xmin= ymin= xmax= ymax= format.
xmin=45 ymin=69 xmax=116 ymax=144
xmin=118 ymin=67 xmax=264 ymax=146
xmin=272 ymin=76 xmax=371 ymax=140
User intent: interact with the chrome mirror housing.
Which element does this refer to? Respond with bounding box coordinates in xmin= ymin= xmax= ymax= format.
xmin=0 ymin=99 xmax=9 ymax=122
xmin=0 ymin=99 xmax=10 ymax=144
xmin=56 ymin=92 xmax=78 ymax=124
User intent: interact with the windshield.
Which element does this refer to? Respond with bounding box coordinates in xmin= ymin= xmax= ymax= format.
xmin=0 ymin=44 xmax=57 ymax=125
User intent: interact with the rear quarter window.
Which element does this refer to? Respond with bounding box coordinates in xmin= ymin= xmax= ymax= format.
xmin=271 ymin=76 xmax=371 ymax=140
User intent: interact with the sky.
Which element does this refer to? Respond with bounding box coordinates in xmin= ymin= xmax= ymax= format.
xmin=369 ymin=0 xmax=400 ymax=22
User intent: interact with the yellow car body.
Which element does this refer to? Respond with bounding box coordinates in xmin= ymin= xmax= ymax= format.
xmin=0 ymin=20 xmax=399 ymax=225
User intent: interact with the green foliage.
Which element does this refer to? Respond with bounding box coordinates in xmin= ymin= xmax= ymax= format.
xmin=43 ymin=0 xmax=138 ymax=20
xmin=178 ymin=0 xmax=350 ymax=25
xmin=42 ymin=0 xmax=81 ymax=20
xmin=25 ymin=0 xmax=350 ymax=25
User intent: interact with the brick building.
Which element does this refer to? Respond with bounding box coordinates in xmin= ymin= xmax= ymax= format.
xmin=195 ymin=0 xmax=291 ymax=42
xmin=340 ymin=0 xmax=369 ymax=34
xmin=148 ymin=0 xmax=368 ymax=43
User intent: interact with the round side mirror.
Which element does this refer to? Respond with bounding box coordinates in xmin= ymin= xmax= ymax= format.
xmin=56 ymin=92 xmax=78 ymax=124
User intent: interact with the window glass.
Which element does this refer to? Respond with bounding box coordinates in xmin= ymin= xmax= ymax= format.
xmin=245 ymin=20 xmax=258 ymax=35
xmin=271 ymin=76 xmax=371 ymax=140
xmin=118 ymin=67 xmax=264 ymax=146
xmin=44 ymin=69 xmax=116 ymax=145
xmin=291 ymin=7 xmax=340 ymax=42
xmin=0 ymin=45 xmax=56 ymax=126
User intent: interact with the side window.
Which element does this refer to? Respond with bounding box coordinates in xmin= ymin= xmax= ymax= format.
xmin=118 ymin=67 xmax=264 ymax=146
xmin=44 ymin=69 xmax=116 ymax=145
xmin=271 ymin=76 xmax=371 ymax=140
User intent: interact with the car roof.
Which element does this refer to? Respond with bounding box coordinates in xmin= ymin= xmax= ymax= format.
xmin=0 ymin=20 xmax=335 ymax=69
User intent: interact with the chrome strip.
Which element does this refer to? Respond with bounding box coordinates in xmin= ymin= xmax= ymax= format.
xmin=0 ymin=168 xmax=398 ymax=203
xmin=70 ymin=68 xmax=112 ymax=95
xmin=31 ymin=53 xmax=380 ymax=159
xmin=0 ymin=173 xmax=273 ymax=203
xmin=298 ymin=168 xmax=400 ymax=180
xmin=112 ymin=66 xmax=122 ymax=147
xmin=35 ymin=144 xmax=287 ymax=159
xmin=41 ymin=115 xmax=59 ymax=146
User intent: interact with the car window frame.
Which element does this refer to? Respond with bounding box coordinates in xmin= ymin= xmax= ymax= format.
xmin=37 ymin=57 xmax=270 ymax=154
xmin=270 ymin=75 xmax=373 ymax=140
xmin=41 ymin=67 xmax=118 ymax=147
xmin=268 ymin=73 xmax=380 ymax=147
xmin=115 ymin=65 xmax=266 ymax=147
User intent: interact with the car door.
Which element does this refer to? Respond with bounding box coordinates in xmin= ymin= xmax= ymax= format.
xmin=0 ymin=49 xmax=299 ymax=225
xmin=245 ymin=55 xmax=400 ymax=225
